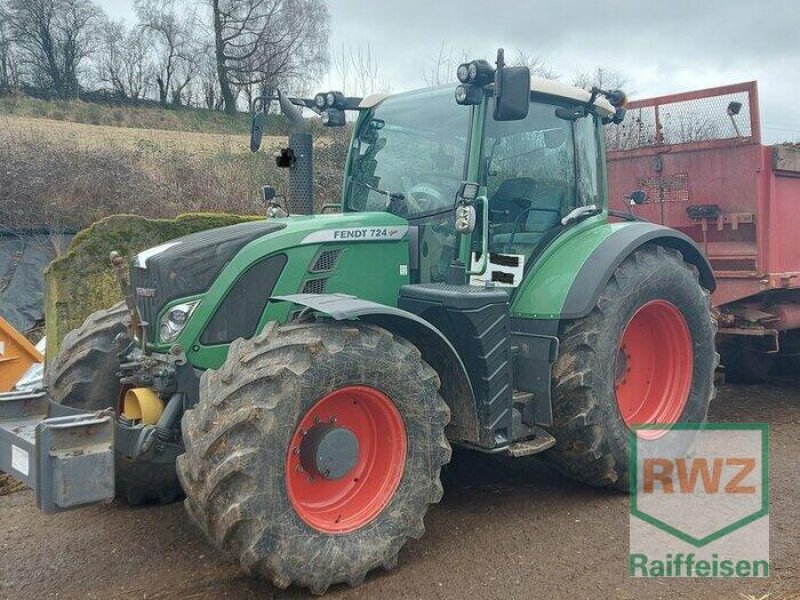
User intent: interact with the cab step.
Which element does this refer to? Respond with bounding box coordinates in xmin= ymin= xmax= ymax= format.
xmin=504 ymin=427 xmax=556 ymax=457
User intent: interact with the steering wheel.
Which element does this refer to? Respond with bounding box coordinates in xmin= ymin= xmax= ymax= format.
xmin=405 ymin=173 xmax=462 ymax=209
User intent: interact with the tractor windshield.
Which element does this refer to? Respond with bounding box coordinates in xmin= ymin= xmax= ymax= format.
xmin=345 ymin=87 xmax=468 ymax=219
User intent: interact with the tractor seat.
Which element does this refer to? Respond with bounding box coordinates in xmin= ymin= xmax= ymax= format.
xmin=490 ymin=178 xmax=565 ymax=253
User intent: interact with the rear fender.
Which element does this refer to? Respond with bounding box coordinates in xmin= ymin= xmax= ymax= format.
xmin=511 ymin=221 xmax=715 ymax=320
xmin=271 ymin=294 xmax=480 ymax=445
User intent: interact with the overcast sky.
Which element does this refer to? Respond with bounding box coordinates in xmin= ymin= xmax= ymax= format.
xmin=97 ymin=0 xmax=799 ymax=142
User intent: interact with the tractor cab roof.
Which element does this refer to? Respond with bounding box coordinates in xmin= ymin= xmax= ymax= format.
xmin=359 ymin=77 xmax=615 ymax=116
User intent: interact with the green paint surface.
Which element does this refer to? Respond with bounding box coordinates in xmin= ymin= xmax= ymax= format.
xmin=510 ymin=217 xmax=632 ymax=319
xmin=156 ymin=211 xmax=411 ymax=369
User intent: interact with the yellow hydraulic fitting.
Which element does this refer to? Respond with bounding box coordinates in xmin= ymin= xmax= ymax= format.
xmin=123 ymin=387 xmax=165 ymax=425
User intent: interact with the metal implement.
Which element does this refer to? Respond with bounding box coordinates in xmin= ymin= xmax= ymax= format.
xmin=0 ymin=390 xmax=114 ymax=513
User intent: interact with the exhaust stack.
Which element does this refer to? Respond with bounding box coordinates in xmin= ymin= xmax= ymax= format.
xmin=278 ymin=91 xmax=314 ymax=215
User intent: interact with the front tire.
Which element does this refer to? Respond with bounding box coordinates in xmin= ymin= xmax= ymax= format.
xmin=177 ymin=320 xmax=451 ymax=594
xmin=545 ymin=245 xmax=717 ymax=490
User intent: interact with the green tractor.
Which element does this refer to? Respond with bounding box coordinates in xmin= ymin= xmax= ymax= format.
xmin=0 ymin=50 xmax=716 ymax=593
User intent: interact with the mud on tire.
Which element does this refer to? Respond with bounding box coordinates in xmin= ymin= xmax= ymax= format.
xmin=545 ymin=245 xmax=717 ymax=491
xmin=177 ymin=320 xmax=451 ymax=594
xmin=48 ymin=301 xmax=130 ymax=411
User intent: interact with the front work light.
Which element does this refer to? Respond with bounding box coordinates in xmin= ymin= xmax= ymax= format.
xmin=321 ymin=108 xmax=346 ymax=127
xmin=455 ymin=84 xmax=483 ymax=106
xmin=325 ymin=91 xmax=346 ymax=109
xmin=314 ymin=93 xmax=327 ymax=109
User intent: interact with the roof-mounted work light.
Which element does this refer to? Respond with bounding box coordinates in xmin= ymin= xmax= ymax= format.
xmin=456 ymin=59 xmax=495 ymax=85
xmin=455 ymin=84 xmax=483 ymax=106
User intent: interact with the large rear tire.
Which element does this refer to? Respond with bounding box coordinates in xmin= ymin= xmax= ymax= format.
xmin=177 ymin=320 xmax=451 ymax=594
xmin=545 ymin=245 xmax=717 ymax=490
xmin=48 ymin=302 xmax=182 ymax=504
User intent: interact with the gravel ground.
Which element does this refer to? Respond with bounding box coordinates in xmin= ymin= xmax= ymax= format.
xmin=1 ymin=382 xmax=798 ymax=600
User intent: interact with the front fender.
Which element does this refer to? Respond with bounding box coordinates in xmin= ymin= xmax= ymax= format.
xmin=271 ymin=293 xmax=481 ymax=445
xmin=512 ymin=221 xmax=715 ymax=320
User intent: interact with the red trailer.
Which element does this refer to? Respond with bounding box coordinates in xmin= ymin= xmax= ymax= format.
xmin=606 ymin=81 xmax=800 ymax=379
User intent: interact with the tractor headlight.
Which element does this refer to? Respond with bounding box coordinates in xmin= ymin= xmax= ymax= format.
xmin=456 ymin=63 xmax=470 ymax=83
xmin=159 ymin=300 xmax=200 ymax=343
xmin=314 ymin=93 xmax=327 ymax=109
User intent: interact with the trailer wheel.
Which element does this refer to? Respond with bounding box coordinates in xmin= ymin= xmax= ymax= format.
xmin=48 ymin=302 xmax=182 ymax=504
xmin=177 ymin=320 xmax=451 ymax=594
xmin=545 ymin=245 xmax=717 ymax=490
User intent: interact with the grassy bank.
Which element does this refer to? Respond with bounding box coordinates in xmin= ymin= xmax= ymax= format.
xmin=0 ymin=113 xmax=349 ymax=231
xmin=0 ymin=93 xmax=282 ymax=136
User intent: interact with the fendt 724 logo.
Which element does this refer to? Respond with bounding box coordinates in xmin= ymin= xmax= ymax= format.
xmin=302 ymin=226 xmax=408 ymax=244
xmin=629 ymin=424 xmax=769 ymax=578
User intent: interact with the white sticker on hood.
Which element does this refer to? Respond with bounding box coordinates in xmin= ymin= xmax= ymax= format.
xmin=133 ymin=241 xmax=182 ymax=268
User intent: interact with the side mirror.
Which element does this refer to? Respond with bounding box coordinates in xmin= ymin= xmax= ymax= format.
xmin=629 ymin=190 xmax=648 ymax=205
xmin=250 ymin=110 xmax=265 ymax=153
xmin=494 ymin=66 xmax=530 ymax=121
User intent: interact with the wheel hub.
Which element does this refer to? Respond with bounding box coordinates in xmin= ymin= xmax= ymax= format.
xmin=614 ymin=299 xmax=693 ymax=439
xmin=286 ymin=385 xmax=407 ymax=533
xmin=299 ymin=424 xmax=360 ymax=480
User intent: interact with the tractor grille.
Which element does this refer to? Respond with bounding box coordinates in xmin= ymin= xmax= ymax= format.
xmin=310 ymin=249 xmax=342 ymax=273
xmin=302 ymin=278 xmax=328 ymax=294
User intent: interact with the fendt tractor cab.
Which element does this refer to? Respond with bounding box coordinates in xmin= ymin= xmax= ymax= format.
xmin=0 ymin=50 xmax=716 ymax=593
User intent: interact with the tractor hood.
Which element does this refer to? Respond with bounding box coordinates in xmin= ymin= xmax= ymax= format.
xmin=130 ymin=220 xmax=287 ymax=329
xmin=130 ymin=212 xmax=410 ymax=339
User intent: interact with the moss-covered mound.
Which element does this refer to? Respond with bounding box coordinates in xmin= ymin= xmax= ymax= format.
xmin=45 ymin=213 xmax=261 ymax=363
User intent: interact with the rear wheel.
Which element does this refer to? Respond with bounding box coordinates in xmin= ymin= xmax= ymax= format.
xmin=48 ymin=302 xmax=182 ymax=504
xmin=177 ymin=320 xmax=451 ymax=594
xmin=545 ymin=245 xmax=717 ymax=490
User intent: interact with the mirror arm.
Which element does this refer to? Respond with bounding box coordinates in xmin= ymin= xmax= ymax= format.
xmin=466 ymin=196 xmax=490 ymax=276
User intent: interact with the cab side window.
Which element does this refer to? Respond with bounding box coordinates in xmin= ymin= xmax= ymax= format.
xmin=482 ymin=102 xmax=578 ymax=258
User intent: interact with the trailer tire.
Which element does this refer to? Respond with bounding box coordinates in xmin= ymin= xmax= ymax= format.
xmin=177 ymin=320 xmax=451 ymax=594
xmin=48 ymin=302 xmax=182 ymax=504
xmin=545 ymin=245 xmax=717 ymax=491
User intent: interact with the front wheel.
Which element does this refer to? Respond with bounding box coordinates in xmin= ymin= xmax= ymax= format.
xmin=176 ymin=320 xmax=451 ymax=594
xmin=544 ymin=245 xmax=717 ymax=490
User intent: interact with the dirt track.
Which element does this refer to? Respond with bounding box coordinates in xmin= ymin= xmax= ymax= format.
xmin=1 ymin=382 xmax=798 ymax=600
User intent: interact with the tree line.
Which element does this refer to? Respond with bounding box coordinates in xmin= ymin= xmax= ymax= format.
xmin=0 ymin=0 xmax=330 ymax=114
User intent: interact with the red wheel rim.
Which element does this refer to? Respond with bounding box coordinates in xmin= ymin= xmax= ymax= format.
xmin=286 ymin=385 xmax=407 ymax=533
xmin=615 ymin=300 xmax=693 ymax=439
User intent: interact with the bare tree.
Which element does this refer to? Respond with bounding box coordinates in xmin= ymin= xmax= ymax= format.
xmin=97 ymin=19 xmax=152 ymax=99
xmin=511 ymin=50 xmax=557 ymax=80
xmin=573 ymin=66 xmax=628 ymax=91
xmin=136 ymin=0 xmax=201 ymax=106
xmin=208 ymin=0 xmax=330 ymax=114
xmin=422 ymin=43 xmax=470 ymax=87
xmin=0 ymin=5 xmax=19 ymax=91
xmin=329 ymin=42 xmax=389 ymax=97
xmin=6 ymin=0 xmax=101 ymax=98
